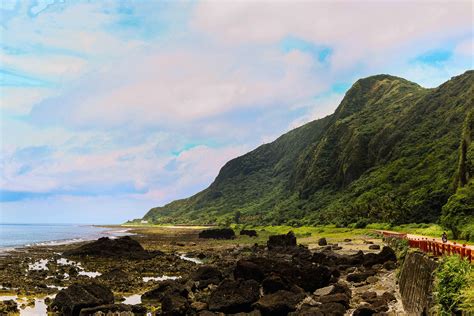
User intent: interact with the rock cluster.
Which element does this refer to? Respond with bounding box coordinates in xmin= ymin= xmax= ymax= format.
xmin=45 ymin=232 xmax=399 ymax=316
xmin=198 ymin=228 xmax=236 ymax=239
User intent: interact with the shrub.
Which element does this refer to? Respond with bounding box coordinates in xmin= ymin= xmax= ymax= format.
xmin=459 ymin=270 xmax=474 ymax=313
xmin=354 ymin=218 xmax=369 ymax=229
xmin=385 ymin=237 xmax=409 ymax=262
xmin=366 ymin=222 xmax=392 ymax=230
xmin=434 ymin=255 xmax=472 ymax=315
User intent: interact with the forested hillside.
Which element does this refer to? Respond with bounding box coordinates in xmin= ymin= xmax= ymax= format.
xmin=143 ymin=71 xmax=474 ymax=239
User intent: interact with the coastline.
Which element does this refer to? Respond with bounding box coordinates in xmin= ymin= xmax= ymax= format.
xmin=0 ymin=225 xmax=133 ymax=256
xmin=0 ymin=225 xmax=409 ymax=315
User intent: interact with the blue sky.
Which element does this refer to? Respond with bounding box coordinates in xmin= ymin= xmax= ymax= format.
xmin=1 ymin=0 xmax=472 ymax=224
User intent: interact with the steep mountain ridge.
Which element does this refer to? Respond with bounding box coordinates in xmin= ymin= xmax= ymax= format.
xmin=143 ymin=71 xmax=474 ymax=230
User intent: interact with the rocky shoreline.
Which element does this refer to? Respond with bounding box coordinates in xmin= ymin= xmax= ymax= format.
xmin=0 ymin=226 xmax=406 ymax=315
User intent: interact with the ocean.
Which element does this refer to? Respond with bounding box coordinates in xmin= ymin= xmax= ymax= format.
xmin=0 ymin=223 xmax=129 ymax=251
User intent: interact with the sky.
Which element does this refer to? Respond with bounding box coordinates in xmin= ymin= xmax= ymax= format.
xmin=0 ymin=0 xmax=473 ymax=224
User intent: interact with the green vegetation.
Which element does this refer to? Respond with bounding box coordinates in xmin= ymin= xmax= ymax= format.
xmin=434 ymin=255 xmax=473 ymax=315
xmin=441 ymin=110 xmax=474 ymax=240
xmin=460 ymin=270 xmax=474 ymax=312
xmin=143 ymin=71 xmax=474 ymax=233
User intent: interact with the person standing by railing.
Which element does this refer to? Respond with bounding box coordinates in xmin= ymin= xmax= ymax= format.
xmin=442 ymin=232 xmax=448 ymax=243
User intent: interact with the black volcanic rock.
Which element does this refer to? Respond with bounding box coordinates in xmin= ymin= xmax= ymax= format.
xmin=141 ymin=280 xmax=188 ymax=303
xmin=240 ymin=229 xmax=258 ymax=237
xmin=49 ymin=283 xmax=114 ymax=316
xmin=208 ymin=279 xmax=260 ymax=313
xmin=161 ymin=294 xmax=190 ymax=316
xmin=267 ymin=231 xmax=297 ymax=250
xmin=234 ymin=259 xmax=265 ymax=282
xmin=192 ymin=265 xmax=223 ymax=288
xmin=198 ymin=228 xmax=236 ymax=239
xmin=63 ymin=236 xmax=159 ymax=259
xmin=363 ymin=246 xmax=397 ymax=267
xmin=254 ymin=290 xmax=305 ymax=315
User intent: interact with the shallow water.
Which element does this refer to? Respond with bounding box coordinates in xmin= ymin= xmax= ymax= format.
xmin=0 ymin=295 xmax=50 ymax=315
xmin=143 ymin=275 xmax=180 ymax=282
xmin=178 ymin=253 xmax=203 ymax=264
xmin=123 ymin=294 xmax=142 ymax=304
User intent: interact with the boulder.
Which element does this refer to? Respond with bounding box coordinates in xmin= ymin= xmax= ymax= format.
xmin=79 ymin=304 xmax=146 ymax=316
xmin=313 ymin=282 xmax=351 ymax=298
xmin=161 ymin=293 xmax=190 ymax=315
xmin=49 ymin=283 xmax=114 ymax=316
xmin=383 ymin=261 xmax=397 ymax=270
xmin=353 ymin=306 xmax=377 ymax=316
xmin=208 ymin=279 xmax=260 ymax=313
xmin=361 ymin=291 xmax=377 ymax=301
xmin=262 ymin=274 xmax=291 ymax=294
xmin=141 ymin=280 xmax=188 ymax=303
xmin=63 ymin=236 xmax=157 ymax=259
xmin=363 ymin=246 xmax=397 ymax=267
xmin=267 ymin=232 xmax=297 ymax=250
xmin=240 ymin=230 xmax=258 ymax=237
xmin=192 ymin=265 xmax=223 ymax=288
xmin=317 ymin=293 xmax=350 ymax=308
xmin=369 ymin=297 xmax=389 ymax=312
xmin=368 ymin=244 xmax=381 ymax=250
xmin=314 ymin=285 xmax=335 ymax=296
xmin=0 ymin=300 xmax=19 ymax=314
xmin=318 ymin=302 xmax=346 ymax=315
xmin=318 ymin=238 xmax=328 ymax=246
xmin=199 ymin=228 xmax=235 ymax=239
xmin=312 ymin=250 xmax=364 ymax=267
xmin=234 ymin=260 xmax=265 ymax=282
xmin=382 ymin=291 xmax=396 ymax=303
xmin=346 ymin=271 xmax=376 ymax=283
xmin=254 ymin=290 xmax=304 ymax=316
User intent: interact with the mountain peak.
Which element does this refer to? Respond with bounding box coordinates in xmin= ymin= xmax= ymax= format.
xmin=334 ymin=74 xmax=422 ymax=119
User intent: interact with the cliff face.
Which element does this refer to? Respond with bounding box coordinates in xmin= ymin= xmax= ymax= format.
xmin=144 ymin=71 xmax=474 ymax=226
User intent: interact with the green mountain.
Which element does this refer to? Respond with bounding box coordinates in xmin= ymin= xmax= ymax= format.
xmin=143 ymin=71 xmax=474 ymax=237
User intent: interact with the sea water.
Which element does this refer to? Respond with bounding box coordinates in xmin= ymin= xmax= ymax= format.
xmin=0 ymin=223 xmax=128 ymax=251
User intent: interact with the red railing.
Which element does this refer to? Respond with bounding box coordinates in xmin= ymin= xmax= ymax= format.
xmin=408 ymin=238 xmax=472 ymax=263
xmin=376 ymin=231 xmax=472 ymax=263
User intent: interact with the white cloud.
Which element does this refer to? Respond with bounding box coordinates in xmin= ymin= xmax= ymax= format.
xmin=455 ymin=38 xmax=473 ymax=57
xmin=0 ymin=87 xmax=55 ymax=115
xmin=192 ymin=1 xmax=472 ymax=67
xmin=31 ymin=47 xmax=327 ymax=127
